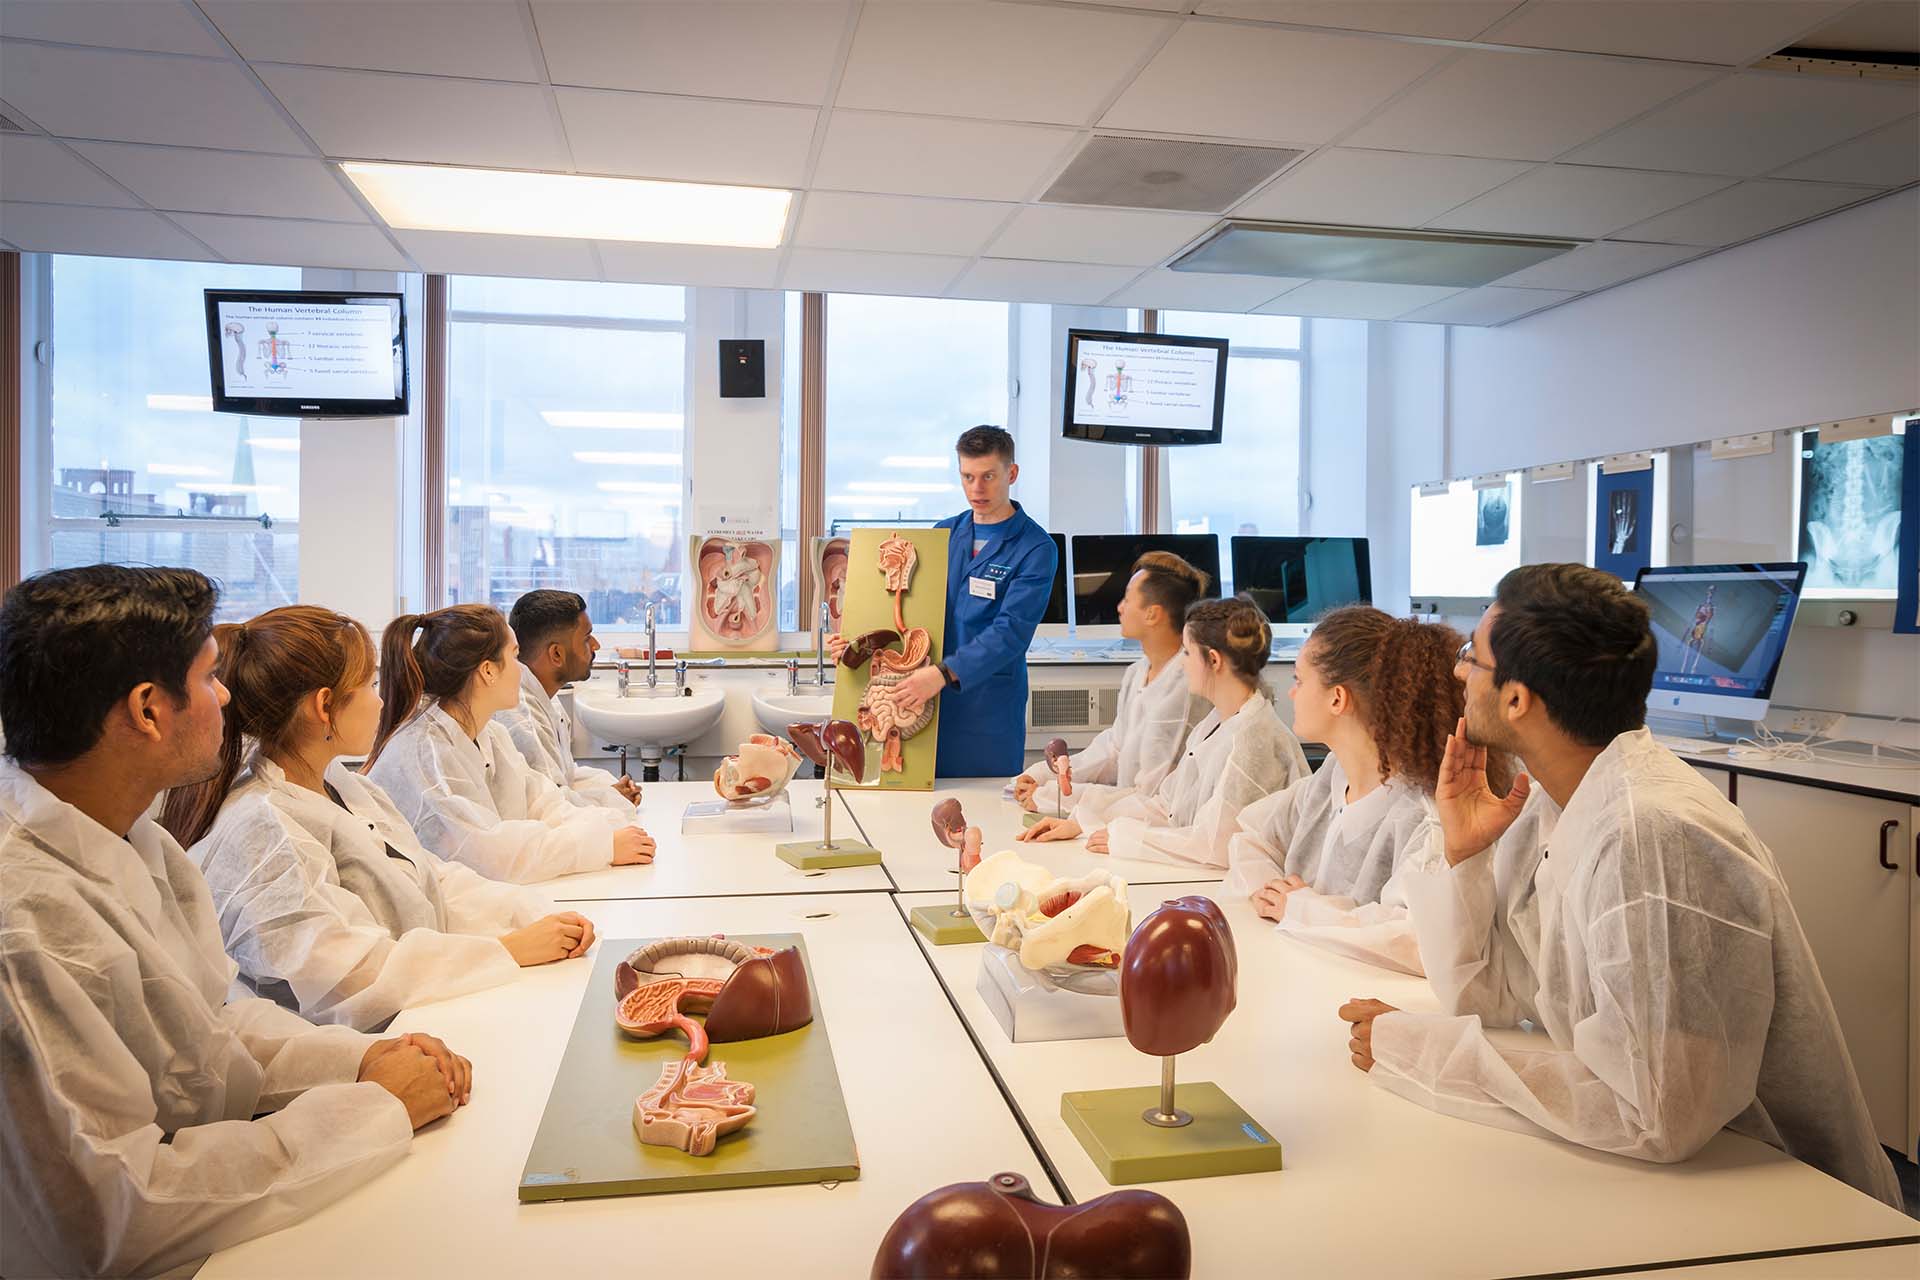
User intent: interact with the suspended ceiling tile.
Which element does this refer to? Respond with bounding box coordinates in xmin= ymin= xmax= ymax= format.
xmin=0 ymin=1 xmax=229 ymax=56
xmin=257 ymin=64 xmax=569 ymax=169
xmin=794 ymin=191 xmax=1014 ymax=256
xmin=1254 ymin=278 xmax=1462 ymax=319
xmin=781 ymin=247 xmax=970 ymax=296
xmin=1103 ymin=266 xmax=1308 ymax=311
xmin=556 ymin=88 xmax=816 ymax=188
xmin=1489 ymin=238 xmax=1707 ymax=289
xmin=0 ymin=135 xmax=140 ymax=206
xmin=1234 ymin=148 xmax=1534 ymax=228
xmin=1613 ymin=178 xmax=1884 ymax=246
xmin=1479 ymin=0 xmax=1852 ymax=66
xmin=1194 ymin=2 xmax=1522 ymax=41
xmin=987 ymin=205 xmax=1215 ymax=267
xmin=1344 ymin=48 xmax=1715 ymax=161
xmin=838 ymin=1 xmax=1172 ymax=126
xmin=0 ymin=41 xmax=307 ymax=151
xmin=948 ymin=257 xmax=1142 ymax=304
xmin=201 ymin=0 xmax=543 ymax=81
xmin=1399 ymin=284 xmax=1581 ymax=325
xmin=811 ymin=112 xmax=1080 ymax=201
xmin=1432 ymin=164 xmax=1733 ymax=238
xmin=531 ymin=1 xmax=849 ymax=105
xmin=597 ymin=241 xmax=783 ymax=289
xmin=1101 ymin=21 xmax=1452 ymax=145
xmin=1772 ymin=115 xmax=1920 ymax=187
xmin=168 ymin=212 xmax=409 ymax=270
xmin=1569 ymin=72 xmax=1919 ymax=176
xmin=395 ymin=228 xmax=602 ymax=279
xmin=72 ymin=141 xmax=368 ymax=220
xmin=0 ymin=201 xmax=213 ymax=258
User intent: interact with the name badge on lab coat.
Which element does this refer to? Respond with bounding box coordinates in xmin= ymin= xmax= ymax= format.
xmin=969 ymin=576 xmax=996 ymax=600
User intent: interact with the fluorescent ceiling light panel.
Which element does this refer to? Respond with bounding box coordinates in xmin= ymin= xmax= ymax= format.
xmin=342 ymin=162 xmax=792 ymax=249
xmin=1172 ymin=222 xmax=1578 ymax=288
xmin=541 ymin=410 xmax=683 ymax=431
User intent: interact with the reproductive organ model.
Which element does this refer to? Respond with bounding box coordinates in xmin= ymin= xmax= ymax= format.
xmin=696 ymin=538 xmax=775 ymax=647
xmin=223 ymin=320 xmax=248 ymax=379
xmin=713 ymin=734 xmax=803 ymax=803
xmin=1045 ymin=737 xmax=1073 ymax=803
xmin=256 ymin=320 xmax=292 ymax=380
xmin=613 ymin=936 xmax=814 ymax=1156
xmin=843 ymin=535 xmax=935 ymax=773
xmin=870 ymin=1170 xmax=1191 ymax=1280
xmin=788 ymin=719 xmax=865 ymax=784
xmin=963 ymin=850 xmax=1130 ymax=973
xmin=931 ymin=797 xmax=982 ymax=874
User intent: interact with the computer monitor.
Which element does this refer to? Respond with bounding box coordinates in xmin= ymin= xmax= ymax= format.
xmin=1041 ymin=533 xmax=1069 ymax=628
xmin=1635 ymin=562 xmax=1807 ymax=723
xmin=1231 ymin=536 xmax=1371 ymax=639
xmin=1070 ymin=534 xmax=1221 ymax=632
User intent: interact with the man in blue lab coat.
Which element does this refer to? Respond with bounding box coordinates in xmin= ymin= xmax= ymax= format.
xmin=836 ymin=426 xmax=1056 ymax=778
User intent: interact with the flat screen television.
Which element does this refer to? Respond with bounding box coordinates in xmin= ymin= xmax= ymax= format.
xmin=1043 ymin=532 xmax=1069 ymax=626
xmin=205 ymin=289 xmax=408 ymax=418
xmin=1070 ymin=534 xmax=1221 ymax=628
xmin=1231 ymin=536 xmax=1371 ymax=638
xmin=1062 ymin=329 xmax=1228 ymax=447
xmin=1635 ymin=562 xmax=1806 ymax=722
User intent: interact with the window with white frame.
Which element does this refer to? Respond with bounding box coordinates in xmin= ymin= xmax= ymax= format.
xmin=1161 ymin=311 xmax=1304 ymax=595
xmin=445 ymin=276 xmax=689 ymax=627
xmin=824 ymin=294 xmax=1013 ymax=529
xmin=33 ymin=255 xmax=304 ymax=621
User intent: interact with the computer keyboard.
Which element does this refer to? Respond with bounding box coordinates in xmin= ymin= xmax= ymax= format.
xmin=1657 ymin=735 xmax=1734 ymax=756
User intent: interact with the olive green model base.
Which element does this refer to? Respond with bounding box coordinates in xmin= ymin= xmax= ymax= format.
xmin=1021 ymin=810 xmax=1051 ymax=829
xmin=775 ymin=839 xmax=881 ymax=870
xmin=908 ymin=904 xmax=985 ymax=945
xmin=1061 ymin=1083 xmax=1283 ymax=1185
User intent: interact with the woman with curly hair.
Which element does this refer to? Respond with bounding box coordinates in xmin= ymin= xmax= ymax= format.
xmin=1227 ymin=606 xmax=1499 ymax=974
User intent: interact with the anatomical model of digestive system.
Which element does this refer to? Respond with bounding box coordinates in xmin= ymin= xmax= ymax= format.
xmin=843 ymin=535 xmax=935 ymax=773
xmin=613 ymin=936 xmax=814 ymax=1156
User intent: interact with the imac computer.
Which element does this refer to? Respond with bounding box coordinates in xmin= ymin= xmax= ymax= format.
xmin=1035 ymin=532 xmax=1070 ymax=640
xmin=1635 ymin=562 xmax=1806 ymax=726
xmin=1231 ymin=536 xmax=1371 ymax=640
xmin=1070 ymin=533 xmax=1221 ymax=642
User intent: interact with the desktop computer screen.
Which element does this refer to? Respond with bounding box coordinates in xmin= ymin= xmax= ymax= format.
xmin=1635 ymin=562 xmax=1806 ymax=722
xmin=1070 ymin=534 xmax=1221 ymax=627
xmin=1231 ymin=536 xmax=1371 ymax=636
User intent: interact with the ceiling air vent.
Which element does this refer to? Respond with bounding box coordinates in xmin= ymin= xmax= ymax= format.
xmin=0 ymin=112 xmax=27 ymax=133
xmin=1041 ymin=135 xmax=1302 ymax=214
xmin=1171 ymin=222 xmax=1579 ymax=289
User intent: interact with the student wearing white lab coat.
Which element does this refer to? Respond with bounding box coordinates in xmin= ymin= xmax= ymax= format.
xmin=1341 ymin=564 xmax=1901 ymax=1208
xmin=366 ymin=604 xmax=656 ymax=884
xmin=496 ymin=589 xmax=639 ymax=813
xmin=0 ymin=567 xmax=471 ymax=1279
xmin=1013 ymin=551 xmax=1208 ymax=815
xmin=1226 ymin=607 xmax=1497 ymax=975
xmin=163 ymin=606 xmax=600 ymax=1033
xmin=1020 ymin=596 xmax=1308 ymax=868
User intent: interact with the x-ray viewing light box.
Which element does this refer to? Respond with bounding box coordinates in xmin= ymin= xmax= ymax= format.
xmin=1408 ymin=475 xmax=1524 ymax=600
xmin=1792 ymin=421 xmax=1907 ymax=600
xmin=1587 ymin=450 xmax=1673 ymax=581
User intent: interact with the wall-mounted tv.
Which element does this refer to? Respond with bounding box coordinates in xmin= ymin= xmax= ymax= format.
xmin=205 ymin=289 xmax=408 ymax=418
xmin=1062 ymin=328 xmax=1228 ymax=447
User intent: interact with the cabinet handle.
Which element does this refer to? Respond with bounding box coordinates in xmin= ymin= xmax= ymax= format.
xmin=1876 ymin=819 xmax=1898 ymax=871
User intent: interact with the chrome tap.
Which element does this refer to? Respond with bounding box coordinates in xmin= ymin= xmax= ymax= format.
xmin=644 ymin=602 xmax=659 ymax=691
xmin=674 ymin=658 xmax=688 ymax=691
xmin=816 ymin=598 xmax=830 ymax=688
xmin=615 ymin=659 xmax=630 ymax=698
xmin=787 ymin=657 xmax=800 ymax=695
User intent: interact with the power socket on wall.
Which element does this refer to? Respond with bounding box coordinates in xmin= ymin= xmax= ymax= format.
xmin=1781 ymin=709 xmax=1845 ymax=737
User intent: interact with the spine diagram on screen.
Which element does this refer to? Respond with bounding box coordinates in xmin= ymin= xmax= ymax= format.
xmin=1102 ymin=360 xmax=1131 ymax=409
xmin=255 ymin=321 xmax=293 ymax=381
xmin=223 ymin=320 xmax=248 ymax=379
xmin=1079 ymin=356 xmax=1098 ymax=408
xmin=1681 ymin=584 xmax=1715 ymax=674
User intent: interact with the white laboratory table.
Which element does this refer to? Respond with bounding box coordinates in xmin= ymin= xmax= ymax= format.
xmin=199 ymin=892 xmax=1048 ymax=1280
xmin=541 ymin=780 xmax=894 ymax=901
xmin=1664 ymin=742 xmax=1920 ymax=806
xmin=840 ymin=778 xmax=1226 ymax=893
xmin=1606 ymin=1243 xmax=1920 ymax=1278
xmin=896 ymin=882 xmax=1920 ymax=1280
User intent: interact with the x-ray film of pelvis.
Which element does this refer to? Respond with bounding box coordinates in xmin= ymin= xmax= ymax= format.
xmin=1800 ymin=436 xmax=1904 ymax=591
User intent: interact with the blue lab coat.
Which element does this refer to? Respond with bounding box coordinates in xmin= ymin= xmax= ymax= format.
xmin=932 ymin=502 xmax=1058 ymax=778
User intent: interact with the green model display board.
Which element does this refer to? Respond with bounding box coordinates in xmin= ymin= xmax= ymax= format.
xmin=1062 ymin=1082 xmax=1284 ymax=1185
xmin=830 ymin=526 xmax=950 ymax=791
xmin=518 ymin=935 xmax=860 ymax=1202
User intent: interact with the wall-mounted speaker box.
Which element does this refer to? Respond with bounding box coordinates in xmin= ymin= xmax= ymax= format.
xmin=719 ymin=339 xmax=766 ymax=398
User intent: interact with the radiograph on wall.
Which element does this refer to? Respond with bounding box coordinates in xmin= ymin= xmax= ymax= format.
xmin=1798 ymin=433 xmax=1905 ymax=595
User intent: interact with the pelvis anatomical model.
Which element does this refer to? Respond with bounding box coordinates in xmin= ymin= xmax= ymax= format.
xmin=843 ymin=535 xmax=934 ymax=773
xmin=613 ymin=937 xmax=814 ymax=1156
xmin=788 ymin=719 xmax=865 ymax=784
xmin=713 ymin=734 xmax=803 ymax=803
xmin=696 ymin=538 xmax=775 ymax=647
xmin=963 ymin=850 xmax=1130 ymax=973
xmin=870 ymin=1170 xmax=1191 ymax=1279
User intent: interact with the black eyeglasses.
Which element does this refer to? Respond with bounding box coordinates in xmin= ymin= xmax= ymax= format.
xmin=1456 ymin=639 xmax=1495 ymax=675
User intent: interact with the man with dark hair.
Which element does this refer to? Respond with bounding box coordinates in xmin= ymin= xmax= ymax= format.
xmin=0 ymin=566 xmax=474 ymax=1277
xmin=497 ymin=589 xmax=638 ymax=809
xmin=833 ymin=424 xmax=1057 ymax=776
xmin=1339 ymin=563 xmax=1899 ymax=1207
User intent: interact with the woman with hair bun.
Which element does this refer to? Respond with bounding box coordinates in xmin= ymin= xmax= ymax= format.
xmin=1019 ymin=596 xmax=1308 ymax=867
xmin=366 ymin=605 xmax=655 ymax=883
xmin=162 ymin=606 xmax=602 ymax=1031
xmin=1226 ymin=606 xmax=1500 ymax=975
xmin=1012 ymin=551 xmax=1208 ymax=813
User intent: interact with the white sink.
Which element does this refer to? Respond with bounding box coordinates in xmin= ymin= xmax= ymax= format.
xmin=574 ymin=688 xmax=726 ymax=757
xmin=751 ymin=689 xmax=835 ymax=738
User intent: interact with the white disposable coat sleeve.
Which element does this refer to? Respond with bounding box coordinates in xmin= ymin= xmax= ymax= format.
xmin=1106 ymin=758 xmax=1253 ymax=869
xmin=434 ymin=858 xmax=555 ymax=936
xmin=423 ymin=784 xmax=615 ymax=884
xmin=1224 ymin=784 xmax=1299 ymax=897
xmin=1274 ymin=889 xmax=1425 ymax=976
xmin=1398 ymin=839 xmax=1534 ymax=1026
xmin=0 ymin=952 xmax=410 ymax=1279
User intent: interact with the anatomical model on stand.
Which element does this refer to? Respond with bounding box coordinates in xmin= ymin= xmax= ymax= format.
xmin=845 ymin=535 xmax=936 ymax=773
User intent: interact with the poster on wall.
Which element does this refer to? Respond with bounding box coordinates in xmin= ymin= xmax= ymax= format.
xmin=829 ymin=527 xmax=950 ymax=790
xmin=1593 ymin=466 xmax=1655 ymax=580
xmin=687 ymin=534 xmax=779 ymax=654
xmin=1475 ymin=483 xmax=1512 ymax=547
xmin=1896 ymin=420 xmax=1918 ymax=634
xmin=810 ymin=536 xmax=849 ymax=635
xmin=1796 ymin=429 xmax=1905 ymax=599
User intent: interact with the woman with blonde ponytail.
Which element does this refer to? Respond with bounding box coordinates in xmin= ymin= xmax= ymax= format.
xmin=365 ymin=605 xmax=655 ymax=883
xmin=163 ymin=606 xmax=601 ymax=1031
xmin=1020 ymin=596 xmax=1309 ymax=867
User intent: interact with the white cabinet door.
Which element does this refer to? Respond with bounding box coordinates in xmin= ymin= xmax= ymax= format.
xmin=1737 ymin=778 xmax=1910 ymax=1152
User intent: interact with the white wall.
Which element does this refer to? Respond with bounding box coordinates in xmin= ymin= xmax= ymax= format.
xmin=1303 ymin=318 xmax=1368 ymax=537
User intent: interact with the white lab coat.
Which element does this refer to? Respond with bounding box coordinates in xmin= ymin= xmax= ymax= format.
xmin=1371 ymin=729 xmax=1901 ymax=1208
xmin=494 ymin=664 xmax=634 ymax=813
xmin=366 ymin=702 xmax=629 ymax=883
xmin=0 ymin=761 xmax=412 ymax=1280
xmin=188 ymin=755 xmax=553 ymax=1031
xmin=1020 ymin=657 xmax=1205 ymax=814
xmin=1225 ymin=757 xmax=1442 ymax=975
xmin=1071 ymin=696 xmax=1309 ymax=868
